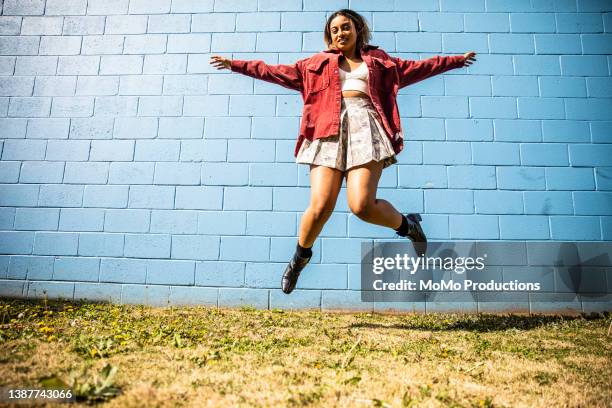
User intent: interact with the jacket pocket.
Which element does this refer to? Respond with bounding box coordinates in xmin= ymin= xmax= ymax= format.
xmin=372 ymin=57 xmax=397 ymax=92
xmin=305 ymin=59 xmax=330 ymax=93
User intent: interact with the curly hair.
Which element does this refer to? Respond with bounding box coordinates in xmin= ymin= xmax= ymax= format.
xmin=323 ymin=9 xmax=372 ymax=50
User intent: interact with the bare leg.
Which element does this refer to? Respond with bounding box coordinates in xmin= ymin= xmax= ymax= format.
xmin=298 ymin=164 xmax=344 ymax=248
xmin=345 ymin=160 xmax=404 ymax=229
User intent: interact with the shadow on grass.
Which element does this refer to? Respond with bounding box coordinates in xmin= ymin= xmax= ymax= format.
xmin=349 ymin=312 xmax=609 ymax=332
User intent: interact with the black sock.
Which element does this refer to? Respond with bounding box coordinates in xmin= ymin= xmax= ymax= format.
xmin=296 ymin=243 xmax=312 ymax=258
xmin=395 ymin=215 xmax=409 ymax=237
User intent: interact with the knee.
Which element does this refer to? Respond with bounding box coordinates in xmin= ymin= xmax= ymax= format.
xmin=309 ymin=202 xmax=334 ymax=221
xmin=349 ymin=198 xmax=374 ymax=220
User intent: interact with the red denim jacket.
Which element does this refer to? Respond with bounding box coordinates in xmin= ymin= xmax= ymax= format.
xmin=230 ymin=45 xmax=466 ymax=157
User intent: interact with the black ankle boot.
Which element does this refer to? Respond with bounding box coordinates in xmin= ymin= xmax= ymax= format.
xmin=398 ymin=213 xmax=427 ymax=256
xmin=281 ymin=252 xmax=311 ymax=294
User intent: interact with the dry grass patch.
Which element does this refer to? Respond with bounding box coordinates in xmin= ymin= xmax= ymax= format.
xmin=0 ymin=298 xmax=610 ymax=407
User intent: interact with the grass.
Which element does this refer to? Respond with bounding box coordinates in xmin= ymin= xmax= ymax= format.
xmin=0 ymin=298 xmax=610 ymax=407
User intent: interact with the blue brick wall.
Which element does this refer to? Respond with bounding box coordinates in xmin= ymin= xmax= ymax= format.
xmin=0 ymin=0 xmax=611 ymax=314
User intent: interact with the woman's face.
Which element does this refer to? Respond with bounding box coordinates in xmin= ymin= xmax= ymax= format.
xmin=329 ymin=15 xmax=358 ymax=52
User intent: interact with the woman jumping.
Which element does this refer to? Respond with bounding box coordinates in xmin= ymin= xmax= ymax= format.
xmin=210 ymin=9 xmax=476 ymax=294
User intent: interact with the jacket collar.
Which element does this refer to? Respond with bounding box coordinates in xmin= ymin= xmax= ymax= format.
xmin=323 ymin=44 xmax=379 ymax=54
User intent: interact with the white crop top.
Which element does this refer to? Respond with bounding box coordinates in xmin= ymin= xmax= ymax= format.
xmin=339 ymin=62 xmax=369 ymax=95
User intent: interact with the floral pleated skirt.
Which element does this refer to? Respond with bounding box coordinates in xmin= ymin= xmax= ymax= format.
xmin=296 ymin=97 xmax=398 ymax=171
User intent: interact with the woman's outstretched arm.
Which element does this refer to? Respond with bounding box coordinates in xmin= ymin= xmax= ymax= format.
xmin=210 ymin=55 xmax=304 ymax=93
xmin=388 ymin=51 xmax=477 ymax=89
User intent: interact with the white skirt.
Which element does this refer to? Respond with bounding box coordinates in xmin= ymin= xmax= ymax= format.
xmin=296 ymin=97 xmax=397 ymax=171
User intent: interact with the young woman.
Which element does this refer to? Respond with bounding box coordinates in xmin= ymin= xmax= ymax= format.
xmin=210 ymin=9 xmax=476 ymax=294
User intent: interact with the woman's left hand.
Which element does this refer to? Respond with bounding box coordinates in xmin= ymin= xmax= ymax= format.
xmin=463 ymin=51 xmax=477 ymax=66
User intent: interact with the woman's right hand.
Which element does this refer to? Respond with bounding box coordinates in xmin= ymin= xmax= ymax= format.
xmin=209 ymin=55 xmax=231 ymax=70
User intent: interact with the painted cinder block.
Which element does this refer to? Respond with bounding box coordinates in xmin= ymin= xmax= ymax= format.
xmin=19 ymin=162 xmax=64 ymax=184
xmin=63 ymin=17 xmax=104 ymax=35
xmin=113 ymin=117 xmax=158 ymax=139
xmin=0 ymin=208 xmax=15 ymax=230
xmin=498 ymin=215 xmax=550 ymax=239
xmin=321 ymin=238 xmax=362 ymax=264
xmin=168 ymin=286 xmax=218 ymax=306
xmin=7 ymin=255 xmax=53 ymax=279
xmin=87 ymin=0 xmax=129 ymax=15
xmin=124 ymin=233 xmax=171 ymax=259
xmin=198 ymin=211 xmax=246 ymax=235
xmin=0 ymin=231 xmax=34 ymax=254
xmin=202 ymin=162 xmax=248 ymax=185
xmin=146 ymin=259 xmax=195 ymax=285
xmin=218 ymin=287 xmax=268 ymax=309
xmin=129 ymin=0 xmax=171 ymax=14
xmin=105 ymin=15 xmax=148 ymax=34
xmin=524 ymin=191 xmax=573 ymax=215
xmin=35 ymin=77 xmax=78 ymax=97
xmin=236 ymin=12 xmax=279 ymax=31
xmin=398 ymin=164 xmax=448 ymax=188
xmin=472 ymin=142 xmax=520 ymax=166
xmin=246 ymin=211 xmax=296 ymax=236
xmin=100 ymin=258 xmax=147 ymax=283
xmin=521 ymin=143 xmax=569 ymax=166
xmin=219 ymin=236 xmax=269 ymax=261
xmin=4 ymin=0 xmax=46 ymax=15
xmin=510 ymin=12 xmax=556 ymax=32
xmin=150 ymin=210 xmax=198 ymax=234
xmin=128 ymin=185 xmax=175 ymax=209
xmin=109 ymin=163 xmax=155 ymax=185
xmin=550 ymin=216 xmax=601 ymax=240
xmin=196 ymin=261 xmax=245 ymax=287
xmin=84 ymin=186 xmax=129 ymax=208
xmin=154 ymin=162 xmax=201 ymax=185
xmin=175 ymin=186 xmax=223 ymax=210
xmin=475 ymin=190 xmax=523 ymax=214
xmin=135 ymin=140 xmax=180 ymax=161
xmin=33 ymin=232 xmax=79 ymax=256
xmin=570 ymin=144 xmax=612 ymax=166
xmin=471 ymin=97 xmax=518 ymax=119
xmin=227 ymin=139 xmax=275 ymax=163
xmin=53 ymin=257 xmax=100 ymax=281
xmin=542 ymin=120 xmax=589 ymax=142
xmin=38 ymin=185 xmax=83 ymax=207
xmin=270 ymin=288 xmax=322 ymax=310
xmin=497 ymin=167 xmax=546 ymax=190
xmin=8 ymin=97 xmax=51 ymax=117
xmin=492 ymin=75 xmax=538 ymax=97
xmin=0 ymin=280 xmax=26 ymax=298
xmin=595 ymin=168 xmax=612 ymax=191
xmin=171 ymin=235 xmax=220 ymax=260
xmin=74 ymin=283 xmax=122 ymax=303
xmin=573 ymin=192 xmax=612 ymax=216
xmin=78 ymin=233 xmax=124 ymax=257
xmin=121 ymin=284 xmax=170 ymax=307
xmin=27 ymin=281 xmax=75 ymax=300
xmin=104 ymin=209 xmax=149 ymax=233
xmin=223 ymin=186 xmax=272 ymax=210
xmin=423 ymin=141 xmax=471 ymax=164
xmin=0 ymin=185 xmax=38 ymax=207
xmin=192 ymin=13 xmax=236 ymax=32
xmin=14 ymin=208 xmax=60 ymax=231
xmin=148 ymin=15 xmax=190 ymax=33
xmin=449 ymin=215 xmax=500 ymax=239
xmin=552 ymin=169 xmax=593 ymax=198
xmin=2 ymin=139 xmax=45 ymax=161
xmin=90 ymin=140 xmax=134 ymax=161
xmin=321 ymin=290 xmax=374 ymax=312
xmin=59 ymin=208 xmax=105 ymax=231
xmin=64 ymin=162 xmax=109 ymax=184
xmin=123 ymin=34 xmax=167 ymax=54
xmin=448 ymin=166 xmax=496 ymax=189
xmin=244 ymin=262 xmax=284 ymax=288
xmin=489 ymin=33 xmax=534 ymax=54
